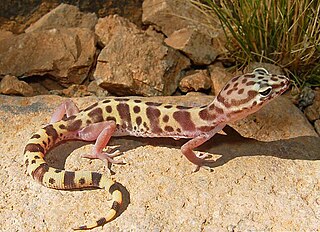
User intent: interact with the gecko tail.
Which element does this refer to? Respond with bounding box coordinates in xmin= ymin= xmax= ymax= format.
xmin=73 ymin=175 xmax=122 ymax=230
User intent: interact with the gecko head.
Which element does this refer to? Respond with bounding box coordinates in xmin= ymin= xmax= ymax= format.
xmin=215 ymin=67 xmax=290 ymax=122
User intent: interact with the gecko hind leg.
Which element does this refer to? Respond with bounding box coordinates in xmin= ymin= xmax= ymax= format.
xmin=50 ymin=99 xmax=79 ymax=123
xmin=77 ymin=121 xmax=125 ymax=166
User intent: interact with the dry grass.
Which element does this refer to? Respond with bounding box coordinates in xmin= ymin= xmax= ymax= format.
xmin=191 ymin=0 xmax=320 ymax=87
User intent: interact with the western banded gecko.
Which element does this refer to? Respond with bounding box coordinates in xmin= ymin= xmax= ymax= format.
xmin=24 ymin=68 xmax=290 ymax=230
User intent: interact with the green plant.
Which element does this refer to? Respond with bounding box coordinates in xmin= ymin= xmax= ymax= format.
xmin=191 ymin=0 xmax=320 ymax=88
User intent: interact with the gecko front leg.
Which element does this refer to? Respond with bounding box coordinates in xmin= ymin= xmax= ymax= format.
xmin=51 ymin=100 xmax=123 ymax=166
xmin=181 ymin=123 xmax=226 ymax=171
xmin=77 ymin=121 xmax=124 ymax=166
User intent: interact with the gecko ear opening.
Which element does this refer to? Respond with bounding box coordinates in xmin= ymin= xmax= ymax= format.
xmin=253 ymin=68 xmax=269 ymax=75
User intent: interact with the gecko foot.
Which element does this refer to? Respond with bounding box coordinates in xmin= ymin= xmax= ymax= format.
xmin=81 ymin=146 xmax=125 ymax=166
xmin=192 ymin=152 xmax=214 ymax=172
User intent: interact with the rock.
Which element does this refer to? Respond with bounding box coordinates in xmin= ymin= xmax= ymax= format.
xmin=304 ymin=89 xmax=320 ymax=121
xmin=95 ymin=14 xmax=140 ymax=46
xmin=142 ymin=0 xmax=220 ymax=37
xmin=143 ymin=0 xmax=227 ymax=60
xmin=0 ymin=75 xmax=33 ymax=96
xmin=230 ymin=96 xmax=318 ymax=140
xmin=179 ymin=69 xmax=211 ymax=92
xmin=25 ymin=3 xmax=98 ymax=33
xmin=51 ymin=84 xmax=93 ymax=97
xmin=314 ymin=120 xmax=320 ymax=135
xmin=87 ymin=80 xmax=109 ymax=98
xmin=165 ymin=28 xmax=218 ymax=65
xmin=208 ymin=64 xmax=236 ymax=95
xmin=0 ymin=30 xmax=13 ymax=42
xmin=0 ymin=28 xmax=96 ymax=86
xmin=295 ymin=87 xmax=316 ymax=110
xmin=1 ymin=94 xmax=319 ymax=231
xmin=94 ymin=15 xmax=190 ymax=96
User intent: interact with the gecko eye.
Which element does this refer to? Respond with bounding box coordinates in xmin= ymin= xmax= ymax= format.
xmin=259 ymin=86 xmax=272 ymax=97
xmin=254 ymin=68 xmax=269 ymax=75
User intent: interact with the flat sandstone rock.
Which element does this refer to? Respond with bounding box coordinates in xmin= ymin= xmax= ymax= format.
xmin=0 ymin=95 xmax=319 ymax=231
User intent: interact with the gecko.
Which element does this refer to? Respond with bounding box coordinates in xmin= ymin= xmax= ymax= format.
xmin=24 ymin=68 xmax=290 ymax=230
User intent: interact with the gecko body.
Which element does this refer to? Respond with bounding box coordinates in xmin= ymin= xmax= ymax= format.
xmin=24 ymin=68 xmax=289 ymax=230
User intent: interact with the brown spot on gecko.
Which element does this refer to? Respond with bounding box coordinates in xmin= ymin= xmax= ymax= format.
xmin=49 ymin=178 xmax=55 ymax=184
xmin=91 ymin=172 xmax=102 ymax=186
xmin=215 ymin=106 xmax=224 ymax=114
xmin=134 ymin=99 xmax=142 ymax=103
xmin=111 ymin=201 xmax=121 ymax=211
xmin=67 ymin=119 xmax=82 ymax=131
xmin=231 ymin=76 xmax=240 ymax=82
xmin=163 ymin=115 xmax=169 ymax=123
xmin=146 ymin=107 xmax=162 ymax=133
xmin=88 ymin=108 xmax=104 ymax=123
xmin=230 ymin=90 xmax=257 ymax=107
xmin=237 ymin=89 xmax=244 ymax=94
xmin=143 ymin=122 xmax=149 ymax=130
xmin=146 ymin=102 xmax=162 ymax=106
xmin=117 ymin=103 xmax=132 ymax=130
xmin=164 ymin=126 xmax=174 ymax=132
xmin=199 ymin=109 xmax=217 ymax=121
xmin=44 ymin=124 xmax=58 ymax=141
xmin=79 ymin=178 xmax=85 ymax=185
xmin=59 ymin=124 xmax=66 ymax=129
xmin=133 ymin=106 xmax=141 ymax=113
xmin=102 ymin=99 xmax=111 ymax=104
xmin=96 ymin=218 xmax=107 ymax=227
xmin=246 ymin=81 xmax=256 ymax=86
xmin=244 ymin=73 xmax=255 ymax=78
xmin=241 ymin=78 xmax=248 ymax=84
xmin=217 ymin=94 xmax=232 ymax=108
xmin=198 ymin=126 xmax=215 ymax=132
xmin=164 ymin=105 xmax=173 ymax=109
xmin=31 ymin=134 xmax=41 ymax=139
xmin=106 ymin=105 xmax=112 ymax=113
xmin=32 ymin=163 xmax=49 ymax=183
xmin=64 ymin=171 xmax=76 ymax=188
xmin=176 ymin=105 xmax=192 ymax=110
xmin=114 ymin=98 xmax=130 ymax=101
xmin=84 ymin=102 xmax=98 ymax=112
xmin=173 ymin=111 xmax=195 ymax=131
xmin=136 ymin=116 xmax=142 ymax=126
xmin=224 ymin=83 xmax=230 ymax=90
xmin=54 ymin=169 xmax=62 ymax=173
xmin=24 ymin=143 xmax=45 ymax=154
xmin=106 ymin=116 xmax=117 ymax=122
xmin=226 ymin=89 xmax=233 ymax=95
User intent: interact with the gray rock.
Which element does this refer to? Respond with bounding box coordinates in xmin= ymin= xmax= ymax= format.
xmin=165 ymin=28 xmax=219 ymax=65
xmin=142 ymin=0 xmax=220 ymax=37
xmin=25 ymin=3 xmax=97 ymax=33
